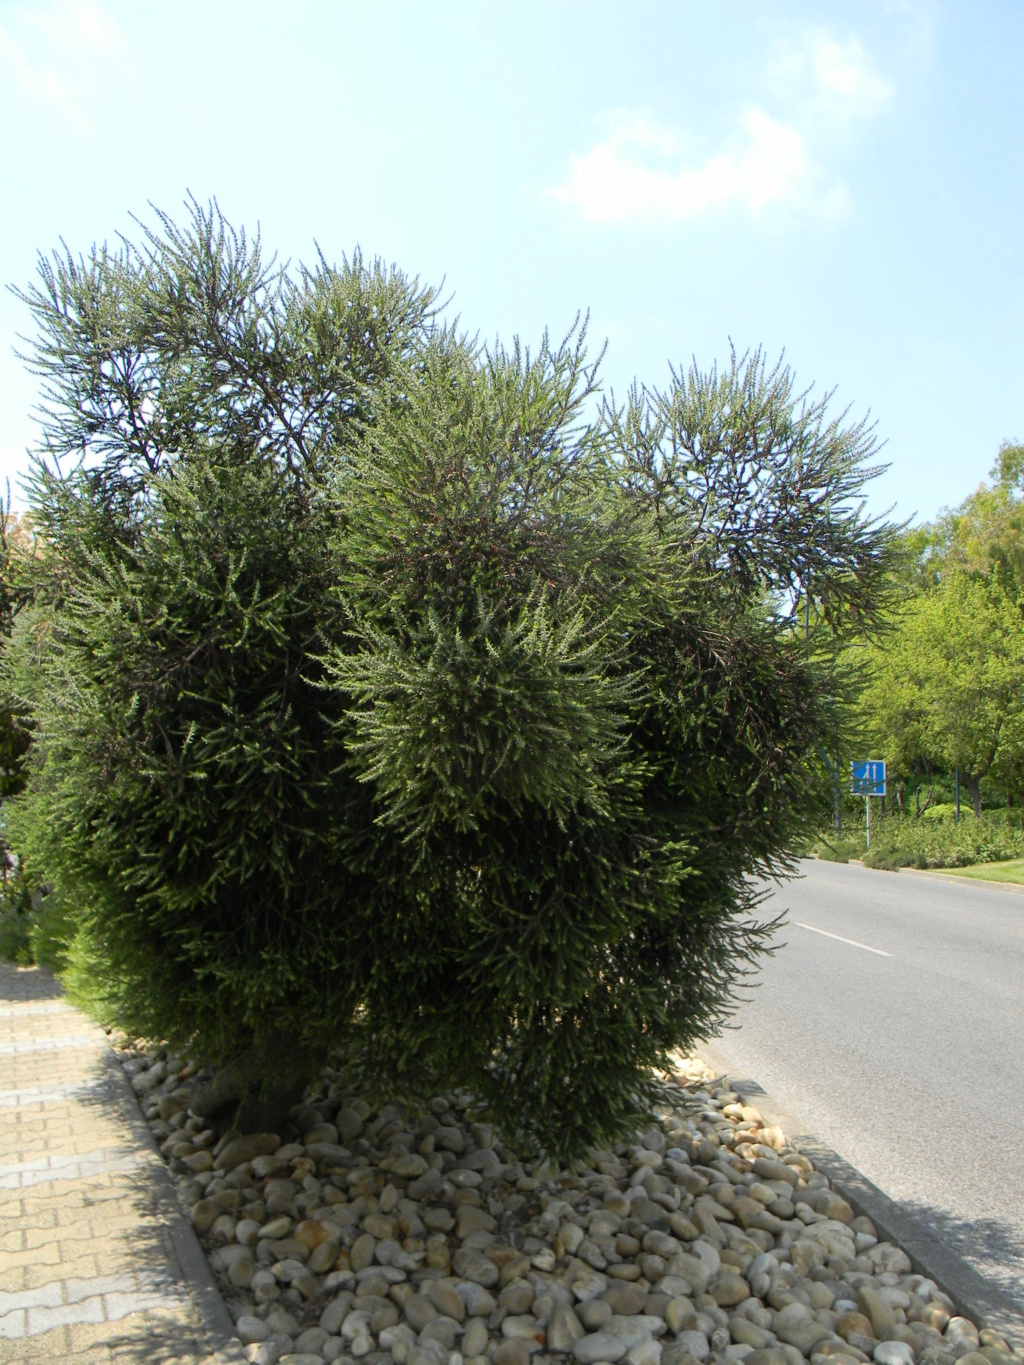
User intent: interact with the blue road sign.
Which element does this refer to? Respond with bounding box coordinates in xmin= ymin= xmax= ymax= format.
xmin=851 ymin=760 xmax=886 ymax=797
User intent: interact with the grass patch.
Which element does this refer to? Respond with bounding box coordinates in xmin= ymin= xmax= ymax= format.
xmin=938 ymin=857 xmax=1024 ymax=884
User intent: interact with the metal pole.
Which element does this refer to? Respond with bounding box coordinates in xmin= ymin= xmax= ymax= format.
xmin=865 ymin=796 xmax=871 ymax=848
xmin=954 ymin=768 xmax=960 ymax=826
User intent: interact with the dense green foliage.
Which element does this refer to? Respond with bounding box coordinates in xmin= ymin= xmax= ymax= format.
xmin=816 ymin=808 xmax=1024 ymax=870
xmin=857 ymin=569 xmax=1024 ymax=815
xmin=842 ymin=441 xmax=1024 ymax=828
xmin=5 ymin=204 xmax=899 ymax=1159
xmin=0 ymin=508 xmax=32 ymax=804
xmin=0 ymin=504 xmax=35 ymax=962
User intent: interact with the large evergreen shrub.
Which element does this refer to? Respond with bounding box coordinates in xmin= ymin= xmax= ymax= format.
xmin=7 ymin=205 xmax=898 ymax=1158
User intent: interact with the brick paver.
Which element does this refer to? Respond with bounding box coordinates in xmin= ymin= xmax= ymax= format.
xmin=0 ymin=963 xmax=244 ymax=1364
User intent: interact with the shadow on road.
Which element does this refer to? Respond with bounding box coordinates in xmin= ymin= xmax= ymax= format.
xmin=899 ymin=1196 xmax=1024 ymax=1321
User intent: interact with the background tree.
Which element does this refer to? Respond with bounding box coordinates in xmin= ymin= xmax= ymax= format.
xmin=942 ymin=442 xmax=1024 ymax=578
xmin=859 ymin=568 xmax=1024 ymax=815
xmin=6 ymin=205 xmax=901 ymax=1159
xmin=0 ymin=504 xmax=32 ymax=850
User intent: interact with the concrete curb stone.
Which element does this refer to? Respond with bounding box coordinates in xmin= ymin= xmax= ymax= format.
xmin=96 ymin=1044 xmax=249 ymax=1365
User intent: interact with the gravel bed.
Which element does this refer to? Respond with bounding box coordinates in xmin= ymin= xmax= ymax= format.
xmin=114 ymin=1041 xmax=1022 ymax=1365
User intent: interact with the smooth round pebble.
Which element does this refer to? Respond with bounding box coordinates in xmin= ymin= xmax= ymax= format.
xmin=236 ymin=1314 xmax=271 ymax=1344
xmin=674 ymin=1332 xmax=710 ymax=1363
xmin=575 ymin=1332 xmax=629 ymax=1363
xmin=463 ymin=1319 xmax=491 ymax=1356
xmin=495 ymin=1341 xmax=532 ymax=1365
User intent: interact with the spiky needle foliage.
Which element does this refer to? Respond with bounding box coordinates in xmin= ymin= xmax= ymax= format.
xmin=7 ymin=204 xmax=899 ymax=1160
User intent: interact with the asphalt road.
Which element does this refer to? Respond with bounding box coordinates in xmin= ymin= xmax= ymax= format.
xmin=706 ymin=858 xmax=1024 ymax=1316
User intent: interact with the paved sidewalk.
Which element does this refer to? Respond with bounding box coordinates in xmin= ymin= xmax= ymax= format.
xmin=0 ymin=961 xmax=244 ymax=1365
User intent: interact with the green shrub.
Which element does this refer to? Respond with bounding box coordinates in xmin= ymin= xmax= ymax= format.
xmin=861 ymin=812 xmax=1024 ymax=869
xmin=0 ymin=871 xmax=68 ymax=969
xmin=918 ymin=802 xmax=974 ymax=822
xmin=815 ymin=837 xmax=865 ymax=863
xmin=5 ymin=204 xmax=899 ymax=1160
xmin=0 ymin=499 xmax=34 ymax=946
xmin=0 ymin=888 xmax=33 ymax=964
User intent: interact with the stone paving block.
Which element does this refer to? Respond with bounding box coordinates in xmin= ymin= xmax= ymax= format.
xmin=27 ymin=1254 xmax=101 ymax=1286
xmin=6 ymin=1129 xmax=122 ymax=1161
xmin=0 ymin=1241 xmax=61 ymax=1271
xmin=0 ymin=1281 xmax=63 ymax=1318
xmin=0 ymin=1267 xmax=28 ymax=1295
xmin=6 ymin=1322 xmax=75 ymax=1361
xmin=27 ymin=1293 xmax=106 ymax=1334
xmin=0 ymin=1149 xmax=139 ymax=1189
xmin=66 ymin=1245 xmax=133 ymax=1276
xmin=0 ymin=1309 xmax=28 ymax=1343
xmin=68 ymin=1316 xmax=134 ymax=1352
xmin=26 ymin=1218 xmax=87 ymax=1247
xmin=0 ymin=963 xmax=244 ymax=1364
xmin=88 ymin=1211 xmax=155 ymax=1239
xmin=28 ymin=1198 xmax=92 ymax=1230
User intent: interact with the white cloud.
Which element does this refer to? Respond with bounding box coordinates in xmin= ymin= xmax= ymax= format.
xmin=767 ymin=31 xmax=892 ymax=127
xmin=550 ymin=27 xmax=891 ymax=228
xmin=814 ymin=37 xmax=890 ymax=109
xmin=550 ymin=109 xmax=808 ymax=226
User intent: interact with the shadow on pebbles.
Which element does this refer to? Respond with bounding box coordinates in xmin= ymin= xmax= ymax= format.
xmin=113 ymin=1042 xmax=1023 ymax=1365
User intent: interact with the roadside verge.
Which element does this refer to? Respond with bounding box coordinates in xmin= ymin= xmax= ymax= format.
xmin=835 ymin=859 xmax=1024 ymax=895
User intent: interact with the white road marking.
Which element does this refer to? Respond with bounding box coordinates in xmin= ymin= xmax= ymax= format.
xmin=794 ymin=922 xmax=892 ymax=957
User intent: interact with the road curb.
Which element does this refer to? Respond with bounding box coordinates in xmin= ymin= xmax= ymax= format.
xmin=695 ymin=1039 xmax=1023 ymax=1347
xmin=98 ymin=1042 xmax=248 ymax=1365
xmin=820 ymin=857 xmax=1024 ymax=896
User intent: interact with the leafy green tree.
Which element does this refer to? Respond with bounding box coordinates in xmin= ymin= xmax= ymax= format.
xmin=6 ymin=205 xmax=899 ymax=1159
xmin=861 ymin=569 xmax=1024 ymax=815
xmin=854 ymin=440 xmax=1024 ymax=814
xmin=920 ymin=439 xmax=1024 ymax=593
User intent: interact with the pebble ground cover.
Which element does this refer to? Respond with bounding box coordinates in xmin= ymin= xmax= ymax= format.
xmin=116 ymin=1043 xmax=1020 ymax=1365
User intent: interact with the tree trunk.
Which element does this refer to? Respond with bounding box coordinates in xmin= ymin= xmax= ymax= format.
xmin=966 ymin=774 xmax=982 ymax=818
xmin=189 ymin=1046 xmax=307 ymax=1133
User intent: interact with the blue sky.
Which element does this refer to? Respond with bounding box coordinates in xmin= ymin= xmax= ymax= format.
xmin=1 ymin=1 xmax=1021 ymax=525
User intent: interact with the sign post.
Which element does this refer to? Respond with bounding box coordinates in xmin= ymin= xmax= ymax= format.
xmin=851 ymin=760 xmax=886 ymax=848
